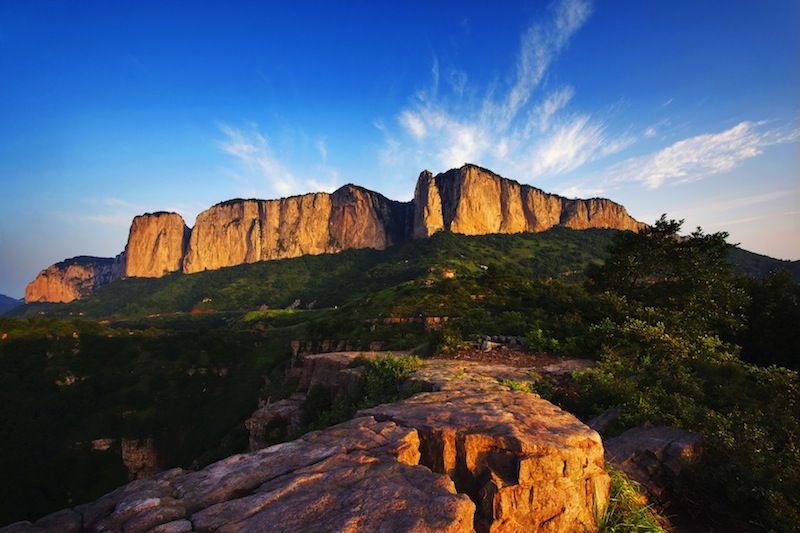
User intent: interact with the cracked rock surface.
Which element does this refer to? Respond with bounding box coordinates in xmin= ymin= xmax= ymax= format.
xmin=2 ymin=357 xmax=608 ymax=533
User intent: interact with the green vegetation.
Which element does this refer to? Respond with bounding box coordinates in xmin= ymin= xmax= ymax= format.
xmin=574 ymin=216 xmax=800 ymax=531
xmin=0 ymin=317 xmax=294 ymax=523
xmin=498 ymin=378 xmax=537 ymax=393
xmin=2 ymin=223 xmax=798 ymax=529
xmin=598 ymin=464 xmax=669 ymax=533
xmin=302 ymin=354 xmax=423 ymax=431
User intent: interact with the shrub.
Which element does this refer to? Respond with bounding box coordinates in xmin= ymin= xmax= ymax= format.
xmin=302 ymin=354 xmax=423 ymax=432
xmin=526 ymin=327 xmax=560 ymax=353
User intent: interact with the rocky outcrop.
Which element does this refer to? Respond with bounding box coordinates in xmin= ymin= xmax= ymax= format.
xmin=121 ymin=438 xmax=162 ymax=481
xmin=413 ymin=165 xmax=643 ymax=238
xmin=24 ymin=255 xmax=124 ymax=303
xmin=3 ymin=417 xmax=474 ymax=533
xmin=247 ymin=353 xmax=610 ymax=532
xmin=604 ymin=423 xmax=704 ymax=500
xmin=6 ymin=354 xmax=610 ymax=532
xmin=413 ymin=170 xmax=445 ymax=238
xmin=24 ymin=164 xmax=643 ymax=302
xmin=124 ymin=212 xmax=189 ymax=278
xmin=183 ymin=185 xmax=412 ymax=274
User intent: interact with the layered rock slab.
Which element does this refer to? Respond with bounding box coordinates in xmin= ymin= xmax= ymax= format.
xmin=362 ymin=391 xmax=609 ymax=532
xmin=2 ymin=417 xmax=473 ymax=533
xmin=249 ymin=355 xmax=609 ymax=532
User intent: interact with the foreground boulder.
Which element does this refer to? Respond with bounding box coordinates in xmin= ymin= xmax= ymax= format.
xmin=3 ymin=356 xmax=610 ymax=532
xmin=604 ymin=423 xmax=705 ymax=500
xmin=3 ymin=418 xmax=473 ymax=533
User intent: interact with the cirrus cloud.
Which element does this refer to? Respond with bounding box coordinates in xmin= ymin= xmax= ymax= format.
xmin=605 ymin=121 xmax=799 ymax=189
xmin=378 ymin=0 xmax=633 ymax=183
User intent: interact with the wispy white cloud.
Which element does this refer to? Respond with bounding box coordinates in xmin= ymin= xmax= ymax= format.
xmin=218 ymin=124 xmax=299 ymax=197
xmin=500 ymin=0 xmax=591 ymax=128
xmin=682 ymin=190 xmax=791 ymax=216
xmin=604 ymin=121 xmax=799 ymax=189
xmin=315 ymin=139 xmax=328 ymax=163
xmin=69 ymin=214 xmax=133 ymax=227
xmin=531 ymin=86 xmax=574 ymax=133
xmin=555 ymin=184 xmax=606 ymax=198
xmin=217 ymin=123 xmax=339 ymax=198
xmin=525 ymin=115 xmax=634 ymax=177
xmin=378 ymin=0 xmax=631 ymax=181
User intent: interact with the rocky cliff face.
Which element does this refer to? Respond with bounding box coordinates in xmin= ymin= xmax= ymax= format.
xmin=183 ymin=185 xmax=412 ymax=274
xmin=413 ymin=165 xmax=643 ymax=238
xmin=24 ymin=255 xmax=125 ymax=304
xmin=24 ymin=164 xmax=643 ymax=303
xmin=124 ymin=212 xmax=189 ymax=278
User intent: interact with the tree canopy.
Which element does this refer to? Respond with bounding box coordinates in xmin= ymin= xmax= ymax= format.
xmin=587 ymin=214 xmax=749 ymax=337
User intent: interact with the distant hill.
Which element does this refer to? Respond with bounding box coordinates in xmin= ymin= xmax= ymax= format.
xmin=0 ymin=295 xmax=22 ymax=315
xmin=729 ymin=247 xmax=800 ymax=282
xmin=16 ymin=228 xmax=616 ymax=321
xmin=14 ymin=227 xmax=797 ymax=323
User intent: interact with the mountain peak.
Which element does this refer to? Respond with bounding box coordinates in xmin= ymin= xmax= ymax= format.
xmin=25 ymin=166 xmax=641 ymax=303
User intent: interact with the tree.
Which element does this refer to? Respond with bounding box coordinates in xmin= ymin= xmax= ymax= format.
xmin=587 ymin=215 xmax=748 ymax=337
xmin=737 ymin=270 xmax=800 ymax=369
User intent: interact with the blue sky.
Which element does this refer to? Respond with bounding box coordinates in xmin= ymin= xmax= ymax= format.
xmin=1 ymin=0 xmax=798 ymax=298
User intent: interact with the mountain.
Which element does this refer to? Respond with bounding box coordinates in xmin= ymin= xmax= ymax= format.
xmin=24 ymin=164 xmax=642 ymax=303
xmin=0 ymin=295 xmax=22 ymax=315
xmin=24 ymin=255 xmax=125 ymax=303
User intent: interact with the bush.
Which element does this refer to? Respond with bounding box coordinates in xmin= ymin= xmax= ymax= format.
xmin=526 ymin=327 xmax=560 ymax=353
xmin=302 ymin=354 xmax=423 ymax=432
xmin=574 ymin=317 xmax=800 ymax=531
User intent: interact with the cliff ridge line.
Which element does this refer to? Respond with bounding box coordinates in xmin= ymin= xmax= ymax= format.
xmin=25 ymin=164 xmax=642 ymax=303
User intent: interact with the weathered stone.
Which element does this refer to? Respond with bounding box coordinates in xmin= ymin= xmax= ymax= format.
xmin=25 ymin=164 xmax=644 ymax=303
xmin=33 ymin=509 xmax=82 ymax=533
xmin=412 ymin=165 xmax=643 ymax=239
xmin=413 ymin=170 xmax=445 ymax=238
xmin=147 ymin=520 xmax=193 ymax=533
xmin=171 ymin=439 xmax=343 ymax=513
xmin=124 ymin=212 xmax=189 ymax=278
xmin=183 ymin=186 xmax=412 ymax=274
xmin=73 ymin=473 xmax=181 ymax=531
xmin=604 ymin=423 xmax=705 ymax=500
xmin=297 ymin=352 xmax=372 ymax=393
xmin=24 ymin=254 xmax=124 ymax=303
xmin=245 ymin=393 xmax=306 ymax=451
xmin=362 ymin=359 xmax=610 ymax=533
xmin=191 ymin=418 xmax=471 ymax=533
xmin=121 ymin=437 xmax=161 ymax=480
xmin=6 ymin=356 xmax=610 ymax=533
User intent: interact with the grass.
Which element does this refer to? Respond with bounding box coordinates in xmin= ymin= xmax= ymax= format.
xmin=598 ymin=463 xmax=669 ymax=532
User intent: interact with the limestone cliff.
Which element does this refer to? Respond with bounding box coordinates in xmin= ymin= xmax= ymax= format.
xmin=183 ymin=185 xmax=413 ymax=274
xmin=124 ymin=212 xmax=189 ymax=278
xmin=413 ymin=165 xmax=643 ymax=238
xmin=24 ymin=164 xmax=643 ymax=303
xmin=24 ymin=255 xmax=125 ymax=304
